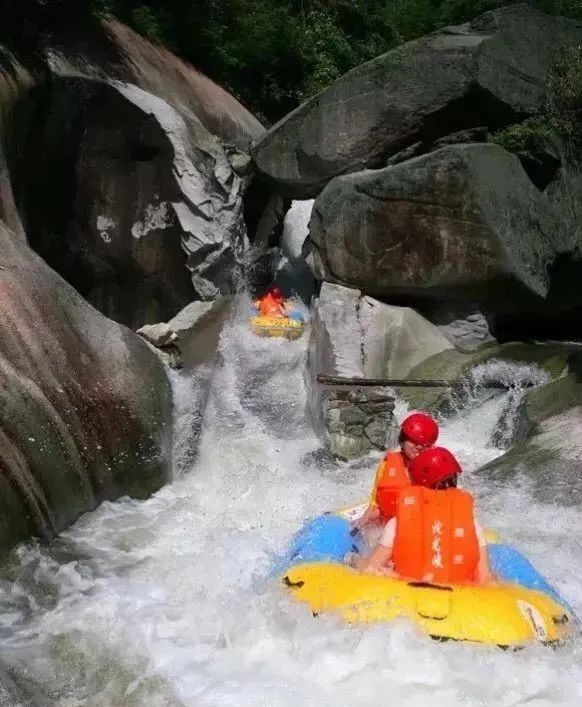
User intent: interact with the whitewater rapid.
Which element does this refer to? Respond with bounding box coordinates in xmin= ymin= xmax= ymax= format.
xmin=0 ymin=299 xmax=581 ymax=706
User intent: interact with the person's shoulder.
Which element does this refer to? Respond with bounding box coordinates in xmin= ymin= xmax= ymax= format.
xmin=473 ymin=518 xmax=487 ymax=547
xmin=380 ymin=517 xmax=397 ymax=547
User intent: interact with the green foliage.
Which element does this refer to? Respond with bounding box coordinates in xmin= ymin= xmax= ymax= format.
xmin=534 ymin=1 xmax=582 ymax=21
xmin=91 ymin=0 xmax=582 ymax=122
xmin=385 ymin=0 xmax=444 ymax=39
xmin=545 ymin=44 xmax=582 ymax=149
xmin=191 ymin=0 xmax=308 ymax=121
xmin=439 ymin=1 xmax=582 ymax=25
xmin=298 ymin=3 xmax=399 ymax=100
xmin=130 ymin=6 xmax=165 ymax=44
xmin=491 ymin=43 xmax=582 ymax=161
xmin=5 ymin=0 xmax=582 ymax=123
xmin=490 ymin=119 xmax=556 ymax=164
xmin=439 ymin=0 xmax=519 ymax=24
xmin=176 ymin=0 xmax=402 ymax=121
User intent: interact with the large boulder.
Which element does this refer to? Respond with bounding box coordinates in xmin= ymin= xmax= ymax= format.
xmin=1 ymin=20 xmax=264 ymax=328
xmin=306 ymin=282 xmax=373 ymax=455
xmin=0 ymin=661 xmax=33 ymax=707
xmin=306 ymin=282 xmax=451 ymax=457
xmin=401 ymin=341 xmax=571 ymax=415
xmin=137 ymin=297 xmax=233 ymax=473
xmin=428 ymin=304 xmax=496 ymax=352
xmin=0 ymin=131 xmax=171 ymax=554
xmin=35 ymin=79 xmax=207 ymax=327
xmin=359 ymin=297 xmax=454 ymax=378
xmin=478 ymin=349 xmax=582 ymax=506
xmin=0 ymin=50 xmax=30 ymax=242
xmin=307 ymin=282 xmax=453 ymax=386
xmin=307 ymin=283 xmax=364 ymax=388
xmin=46 ymin=18 xmax=264 ymax=151
xmin=306 ymin=144 xmax=564 ymax=310
xmin=0 ymin=215 xmax=172 ymax=555
xmin=167 ymin=298 xmax=232 ymax=368
xmin=137 ymin=297 xmax=232 ymax=369
xmin=252 ymin=5 xmax=582 ymax=197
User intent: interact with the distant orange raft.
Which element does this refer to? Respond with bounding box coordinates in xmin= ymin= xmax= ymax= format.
xmin=249 ymin=314 xmax=304 ymax=340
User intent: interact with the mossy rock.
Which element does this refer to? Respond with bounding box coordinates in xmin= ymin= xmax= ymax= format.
xmin=401 ymin=341 xmax=574 ymax=414
xmin=520 ymin=349 xmax=582 ymax=429
xmin=478 ymin=405 xmax=582 ymax=508
xmin=476 ymin=350 xmax=582 ymax=498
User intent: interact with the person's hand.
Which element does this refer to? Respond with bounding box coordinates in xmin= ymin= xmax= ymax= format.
xmin=353 ymin=505 xmax=380 ymax=530
xmin=377 ymin=565 xmax=397 ymax=578
xmin=351 ymin=513 xmax=367 ymax=530
xmin=477 ymin=572 xmax=497 ymax=586
xmin=344 ymin=552 xmax=359 ymax=568
xmin=362 ymin=565 xmax=379 ymax=575
xmin=362 ymin=564 xmax=395 ymax=577
xmin=350 ymin=518 xmax=366 ymax=536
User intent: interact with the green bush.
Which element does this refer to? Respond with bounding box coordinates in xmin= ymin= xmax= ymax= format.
xmin=129 ymin=6 xmax=165 ymax=44
xmin=545 ymin=44 xmax=582 ymax=149
xmin=5 ymin=0 xmax=582 ymax=122
xmin=440 ymin=1 xmax=582 ymax=25
xmin=534 ymin=1 xmax=582 ymax=21
xmin=89 ymin=1 xmax=582 ymax=122
xmin=490 ymin=119 xmax=556 ymax=164
xmin=491 ymin=43 xmax=582 ymax=161
xmin=439 ymin=0 xmax=520 ymax=24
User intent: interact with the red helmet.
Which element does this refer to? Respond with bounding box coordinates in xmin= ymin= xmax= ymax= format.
xmin=401 ymin=412 xmax=439 ymax=446
xmin=408 ymin=447 xmax=462 ymax=488
xmin=270 ymin=286 xmax=283 ymax=300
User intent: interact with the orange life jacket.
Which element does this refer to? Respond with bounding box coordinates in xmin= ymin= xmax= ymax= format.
xmin=258 ymin=294 xmax=285 ymax=318
xmin=392 ymin=487 xmax=480 ymax=585
xmin=371 ymin=451 xmax=410 ymax=520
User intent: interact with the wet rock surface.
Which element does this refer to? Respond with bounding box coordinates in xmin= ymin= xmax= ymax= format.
xmin=1 ymin=20 xmax=265 ymax=327
xmin=252 ymin=5 xmax=582 ymax=197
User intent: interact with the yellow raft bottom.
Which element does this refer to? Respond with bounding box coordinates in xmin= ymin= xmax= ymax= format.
xmin=284 ymin=563 xmax=574 ymax=647
xmin=250 ymin=315 xmax=304 ymax=340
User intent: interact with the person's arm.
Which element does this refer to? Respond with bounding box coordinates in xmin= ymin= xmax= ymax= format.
xmin=356 ymin=519 xmax=396 ymax=574
xmin=353 ymin=504 xmax=381 ymax=529
xmin=367 ymin=458 xmax=384 ymax=509
xmin=474 ymin=521 xmax=495 ymax=584
xmin=356 ymin=544 xmax=393 ymax=574
xmin=476 ymin=546 xmax=494 ymax=584
xmin=352 ymin=458 xmax=384 ymax=529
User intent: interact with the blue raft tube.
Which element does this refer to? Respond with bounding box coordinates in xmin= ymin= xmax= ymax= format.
xmin=275 ymin=513 xmax=576 ymax=618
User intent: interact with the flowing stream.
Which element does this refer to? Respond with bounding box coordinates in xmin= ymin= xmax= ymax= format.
xmin=0 ymin=298 xmax=581 ymax=706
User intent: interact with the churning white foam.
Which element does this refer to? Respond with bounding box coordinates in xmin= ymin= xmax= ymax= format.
xmin=0 ymin=303 xmax=581 ymax=706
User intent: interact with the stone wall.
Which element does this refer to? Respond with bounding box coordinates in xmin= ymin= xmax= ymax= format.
xmin=306 ymin=281 xmax=450 ymax=459
xmin=321 ymin=386 xmax=397 ymax=460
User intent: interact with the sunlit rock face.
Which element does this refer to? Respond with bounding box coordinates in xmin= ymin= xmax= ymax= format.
xmin=1 ymin=18 xmax=265 ymax=328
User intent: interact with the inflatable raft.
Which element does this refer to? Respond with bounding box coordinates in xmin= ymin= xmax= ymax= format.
xmin=250 ymin=312 xmax=304 ymax=340
xmin=280 ymin=504 xmax=575 ymax=647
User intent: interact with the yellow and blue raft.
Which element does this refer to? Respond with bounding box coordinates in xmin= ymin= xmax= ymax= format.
xmin=278 ymin=504 xmax=576 ymax=647
xmin=249 ymin=311 xmax=304 ymax=340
